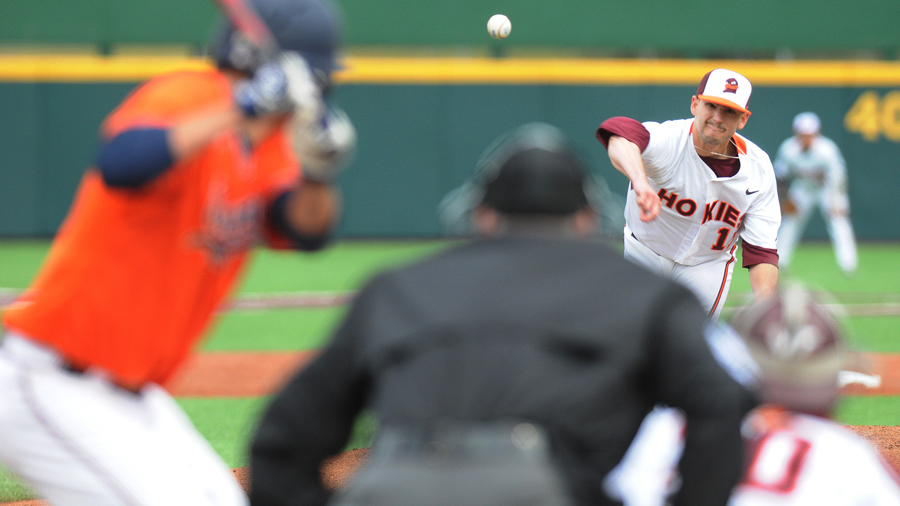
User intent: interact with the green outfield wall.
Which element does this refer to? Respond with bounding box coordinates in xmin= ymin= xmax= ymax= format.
xmin=1 ymin=0 xmax=898 ymax=57
xmin=1 ymin=57 xmax=899 ymax=239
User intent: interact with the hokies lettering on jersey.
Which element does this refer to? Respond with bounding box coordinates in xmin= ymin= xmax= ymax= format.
xmin=623 ymin=119 xmax=779 ymax=265
xmin=656 ymin=187 xmax=745 ymax=252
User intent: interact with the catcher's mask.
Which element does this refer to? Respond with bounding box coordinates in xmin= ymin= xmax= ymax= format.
xmin=729 ymin=285 xmax=848 ymax=415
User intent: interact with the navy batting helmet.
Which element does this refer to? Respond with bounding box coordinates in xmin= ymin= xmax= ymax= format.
xmin=729 ymin=286 xmax=848 ymax=415
xmin=211 ymin=0 xmax=343 ymax=85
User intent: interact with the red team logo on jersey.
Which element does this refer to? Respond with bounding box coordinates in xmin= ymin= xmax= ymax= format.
xmin=724 ymin=78 xmax=739 ymax=93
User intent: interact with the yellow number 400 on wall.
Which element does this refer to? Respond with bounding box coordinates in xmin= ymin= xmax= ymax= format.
xmin=845 ymin=90 xmax=900 ymax=142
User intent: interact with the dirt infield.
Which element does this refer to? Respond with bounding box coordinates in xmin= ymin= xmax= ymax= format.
xmin=164 ymin=350 xmax=900 ymax=484
xmin=165 ymin=351 xmax=319 ymax=396
xmin=166 ymin=351 xmax=900 ymax=397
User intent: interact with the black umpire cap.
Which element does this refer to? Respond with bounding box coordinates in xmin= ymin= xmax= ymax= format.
xmin=478 ymin=123 xmax=591 ymax=215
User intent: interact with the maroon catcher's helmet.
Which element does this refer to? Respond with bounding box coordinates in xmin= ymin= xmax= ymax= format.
xmin=729 ymin=286 xmax=848 ymax=415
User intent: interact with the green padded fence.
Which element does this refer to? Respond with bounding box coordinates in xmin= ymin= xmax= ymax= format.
xmin=1 ymin=0 xmax=898 ymax=57
xmin=1 ymin=57 xmax=899 ymax=239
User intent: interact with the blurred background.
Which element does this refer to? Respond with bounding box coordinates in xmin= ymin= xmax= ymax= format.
xmin=2 ymin=2 xmax=900 ymax=500
xmin=1 ymin=0 xmax=900 ymax=240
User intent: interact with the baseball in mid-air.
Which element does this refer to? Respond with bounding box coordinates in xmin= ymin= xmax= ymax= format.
xmin=487 ymin=14 xmax=511 ymax=39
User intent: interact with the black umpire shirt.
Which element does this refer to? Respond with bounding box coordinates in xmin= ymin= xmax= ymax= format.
xmin=250 ymin=237 xmax=756 ymax=506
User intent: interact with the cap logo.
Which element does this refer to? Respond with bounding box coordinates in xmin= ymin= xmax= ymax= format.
xmin=724 ymin=78 xmax=739 ymax=94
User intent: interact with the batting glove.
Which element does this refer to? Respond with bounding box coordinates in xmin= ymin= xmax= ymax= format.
xmin=290 ymin=105 xmax=356 ymax=183
xmin=234 ymin=57 xmax=294 ymax=117
xmin=279 ymin=51 xmax=324 ymax=126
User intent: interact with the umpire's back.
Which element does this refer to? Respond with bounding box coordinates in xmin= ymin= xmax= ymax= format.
xmin=356 ymin=234 xmax=715 ymax=506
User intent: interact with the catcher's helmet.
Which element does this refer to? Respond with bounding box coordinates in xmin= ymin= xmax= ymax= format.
xmin=729 ymin=286 xmax=847 ymax=415
xmin=211 ymin=0 xmax=343 ymax=84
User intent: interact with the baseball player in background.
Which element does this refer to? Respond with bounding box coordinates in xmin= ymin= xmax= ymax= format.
xmin=774 ymin=112 xmax=858 ymax=276
xmin=0 ymin=0 xmax=354 ymax=504
xmin=728 ymin=285 xmax=900 ymax=505
xmin=596 ymin=68 xmax=781 ymax=321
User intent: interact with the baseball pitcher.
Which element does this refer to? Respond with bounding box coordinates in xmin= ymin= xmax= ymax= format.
xmin=596 ymin=68 xmax=781 ymax=321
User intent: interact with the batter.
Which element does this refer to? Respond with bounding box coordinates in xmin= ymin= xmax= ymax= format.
xmin=0 ymin=0 xmax=350 ymax=503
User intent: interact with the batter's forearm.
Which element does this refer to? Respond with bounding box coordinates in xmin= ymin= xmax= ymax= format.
xmin=167 ymin=105 xmax=242 ymax=161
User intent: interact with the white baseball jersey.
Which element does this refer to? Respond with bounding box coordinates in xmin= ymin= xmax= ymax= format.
xmin=730 ymin=413 xmax=900 ymax=505
xmin=626 ymin=119 xmax=780 ymax=266
xmin=773 ymin=134 xmax=857 ymax=274
xmin=774 ymin=135 xmax=847 ymax=196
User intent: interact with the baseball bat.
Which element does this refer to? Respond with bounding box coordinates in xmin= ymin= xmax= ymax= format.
xmin=213 ymin=0 xmax=279 ymax=61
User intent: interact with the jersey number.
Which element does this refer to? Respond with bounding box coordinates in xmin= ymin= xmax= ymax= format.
xmin=743 ymin=432 xmax=811 ymax=493
xmin=711 ymin=227 xmax=731 ymax=251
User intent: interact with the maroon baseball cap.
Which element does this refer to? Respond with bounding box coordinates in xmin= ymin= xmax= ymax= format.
xmin=696 ymin=69 xmax=753 ymax=115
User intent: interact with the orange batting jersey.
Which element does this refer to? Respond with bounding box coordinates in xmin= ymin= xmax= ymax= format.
xmin=3 ymin=69 xmax=300 ymax=389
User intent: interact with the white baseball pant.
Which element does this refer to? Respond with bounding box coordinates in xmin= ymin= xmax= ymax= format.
xmin=0 ymin=332 xmax=247 ymax=506
xmin=604 ymin=406 xmax=686 ymax=506
xmin=778 ymin=186 xmax=857 ymax=275
xmin=623 ymin=226 xmax=736 ymax=321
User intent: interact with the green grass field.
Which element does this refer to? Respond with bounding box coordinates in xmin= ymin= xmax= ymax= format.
xmin=0 ymin=238 xmax=898 ymax=501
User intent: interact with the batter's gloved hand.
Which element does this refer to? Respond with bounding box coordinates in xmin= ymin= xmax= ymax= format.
xmin=234 ymin=57 xmax=294 ymax=117
xmin=291 ymin=105 xmax=356 ymax=183
xmin=279 ymin=52 xmax=324 ymax=126
xmin=235 ymin=52 xmax=324 ymax=119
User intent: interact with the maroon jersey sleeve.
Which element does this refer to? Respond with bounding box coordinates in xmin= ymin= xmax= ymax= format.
xmin=596 ymin=117 xmax=651 ymax=151
xmin=742 ymin=241 xmax=779 ymax=268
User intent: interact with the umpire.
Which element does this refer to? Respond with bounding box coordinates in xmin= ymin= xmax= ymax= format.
xmin=249 ymin=123 xmax=756 ymax=506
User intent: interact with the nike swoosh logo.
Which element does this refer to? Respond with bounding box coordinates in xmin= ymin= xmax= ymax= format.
xmin=745 ymin=189 xmax=759 ymax=195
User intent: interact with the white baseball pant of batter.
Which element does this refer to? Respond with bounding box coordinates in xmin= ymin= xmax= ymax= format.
xmin=0 ymin=332 xmax=247 ymax=506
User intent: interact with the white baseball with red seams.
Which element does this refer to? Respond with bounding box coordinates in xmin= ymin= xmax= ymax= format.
xmin=487 ymin=14 xmax=511 ymax=39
